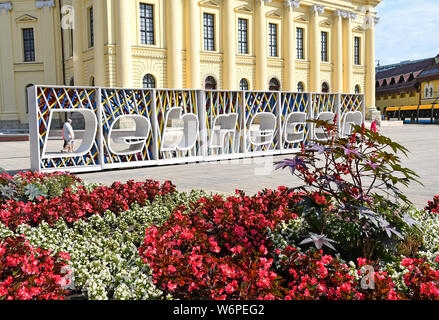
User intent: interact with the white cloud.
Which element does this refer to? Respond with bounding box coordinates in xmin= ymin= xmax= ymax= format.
xmin=375 ymin=0 xmax=439 ymax=65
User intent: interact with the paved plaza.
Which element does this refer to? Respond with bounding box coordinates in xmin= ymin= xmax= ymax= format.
xmin=1 ymin=124 xmax=439 ymax=208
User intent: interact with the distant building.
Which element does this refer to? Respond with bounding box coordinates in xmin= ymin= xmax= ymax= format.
xmin=418 ymin=55 xmax=439 ymax=105
xmin=0 ymin=0 xmax=382 ymax=129
xmin=376 ymin=54 xmax=439 ymax=113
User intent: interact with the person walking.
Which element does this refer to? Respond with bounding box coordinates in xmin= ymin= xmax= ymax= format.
xmin=62 ymin=118 xmax=75 ymax=153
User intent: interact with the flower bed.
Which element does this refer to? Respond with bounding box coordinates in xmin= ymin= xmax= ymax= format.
xmin=0 ymin=175 xmax=175 ymax=230
xmin=0 ymin=147 xmax=439 ymax=300
xmin=139 ymin=189 xmax=439 ymax=300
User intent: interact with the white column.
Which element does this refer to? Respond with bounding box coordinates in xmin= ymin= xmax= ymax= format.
xmin=72 ymin=0 xmax=84 ymax=85
xmin=343 ymin=13 xmax=354 ymax=93
xmin=255 ymin=0 xmax=267 ymax=90
xmin=284 ymin=1 xmax=300 ymax=92
xmin=223 ymin=0 xmax=236 ymax=90
xmin=39 ymin=2 xmax=57 ymax=84
xmin=333 ymin=10 xmax=343 ymax=93
xmin=116 ymin=0 xmax=132 ymax=88
xmin=366 ymin=16 xmax=380 ymax=120
xmin=0 ymin=3 xmax=16 ymax=119
xmin=310 ymin=5 xmax=324 ymax=92
xmin=187 ymin=0 xmax=201 ymax=89
xmin=94 ymin=0 xmax=106 ymax=86
xmin=166 ymin=0 xmax=183 ymax=88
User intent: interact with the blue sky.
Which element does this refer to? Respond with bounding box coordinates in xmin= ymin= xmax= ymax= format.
xmin=375 ymin=0 xmax=439 ymax=66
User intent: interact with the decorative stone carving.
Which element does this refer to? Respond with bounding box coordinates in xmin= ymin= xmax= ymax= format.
xmin=335 ymin=9 xmax=357 ymax=20
xmin=310 ymin=5 xmax=325 ymax=15
xmin=256 ymin=0 xmax=272 ymax=5
xmin=284 ymin=0 xmax=300 ymax=10
xmin=0 ymin=2 xmax=12 ymax=15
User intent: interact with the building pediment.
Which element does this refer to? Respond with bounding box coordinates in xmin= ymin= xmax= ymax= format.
xmin=16 ymin=14 xmax=38 ymax=23
xmin=353 ymin=26 xmax=365 ymax=32
xmin=198 ymin=0 xmax=220 ymax=8
xmin=294 ymin=14 xmax=308 ymax=22
xmin=320 ymin=19 xmax=331 ymax=27
xmin=234 ymin=5 xmax=253 ymax=14
xmin=266 ymin=9 xmax=282 ymax=19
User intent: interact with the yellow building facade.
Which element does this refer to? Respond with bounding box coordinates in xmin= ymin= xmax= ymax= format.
xmin=377 ymin=54 xmax=439 ymax=113
xmin=421 ymin=79 xmax=439 ymax=104
xmin=0 ymin=0 xmax=381 ymax=129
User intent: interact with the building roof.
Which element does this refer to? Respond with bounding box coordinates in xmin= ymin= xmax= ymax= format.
xmin=418 ymin=54 xmax=439 ymax=80
xmin=376 ymin=58 xmax=433 ymax=80
xmin=376 ymin=55 xmax=438 ymax=95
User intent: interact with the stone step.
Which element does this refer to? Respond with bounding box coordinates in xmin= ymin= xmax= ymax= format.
xmin=0 ymin=134 xmax=29 ymax=142
xmin=365 ymin=120 xmax=404 ymax=127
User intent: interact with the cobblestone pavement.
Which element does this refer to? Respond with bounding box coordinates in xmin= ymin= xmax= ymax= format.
xmin=1 ymin=124 xmax=439 ymax=208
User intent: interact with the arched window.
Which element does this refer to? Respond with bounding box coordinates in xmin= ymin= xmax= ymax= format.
xmin=321 ymin=82 xmax=329 ymax=93
xmin=390 ymin=78 xmax=396 ymax=85
xmin=205 ymin=76 xmax=217 ymax=90
xmin=425 ymin=85 xmax=430 ymax=98
xmin=297 ymin=82 xmax=305 ymax=92
xmin=142 ymin=74 xmax=156 ymax=88
xmin=89 ymin=76 xmax=95 ymax=86
xmin=355 ymin=85 xmax=361 ymax=94
xmin=269 ymin=77 xmax=280 ymax=91
xmin=376 ymin=81 xmax=380 ymax=88
xmin=382 ymin=80 xmax=387 ymax=86
xmin=239 ymin=78 xmax=249 ymax=91
xmin=430 ymin=86 xmax=434 ymax=98
xmin=69 ymin=77 xmax=74 ymax=86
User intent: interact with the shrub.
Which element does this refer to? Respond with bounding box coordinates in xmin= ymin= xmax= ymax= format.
xmin=0 ymin=172 xmax=82 ymax=204
xmin=275 ymin=120 xmax=421 ymax=261
xmin=0 ymin=235 xmax=70 ymax=300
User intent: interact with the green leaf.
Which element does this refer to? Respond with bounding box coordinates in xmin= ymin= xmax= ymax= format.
xmin=24 ymin=184 xmax=47 ymax=201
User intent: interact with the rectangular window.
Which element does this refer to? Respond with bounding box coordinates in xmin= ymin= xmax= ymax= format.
xmin=88 ymin=7 xmax=94 ymax=47
xmin=22 ymin=28 xmax=35 ymax=62
xmin=140 ymin=3 xmax=154 ymax=45
xmin=321 ymin=31 xmax=328 ymax=62
xmin=296 ymin=27 xmax=304 ymax=59
xmin=268 ymin=23 xmax=278 ymax=57
xmin=203 ymin=13 xmax=215 ymax=51
xmin=237 ymin=18 xmax=248 ymax=54
xmin=354 ymin=37 xmax=361 ymax=65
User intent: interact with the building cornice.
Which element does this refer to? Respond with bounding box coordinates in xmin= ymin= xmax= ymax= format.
xmin=200 ymin=52 xmax=223 ymax=63
xmin=36 ymin=0 xmax=55 ymax=10
xmin=132 ymin=47 xmax=167 ymax=59
xmin=236 ymin=56 xmax=256 ymax=66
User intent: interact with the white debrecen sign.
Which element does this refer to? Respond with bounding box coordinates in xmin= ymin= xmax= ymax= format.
xmin=28 ymin=86 xmax=365 ymax=173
